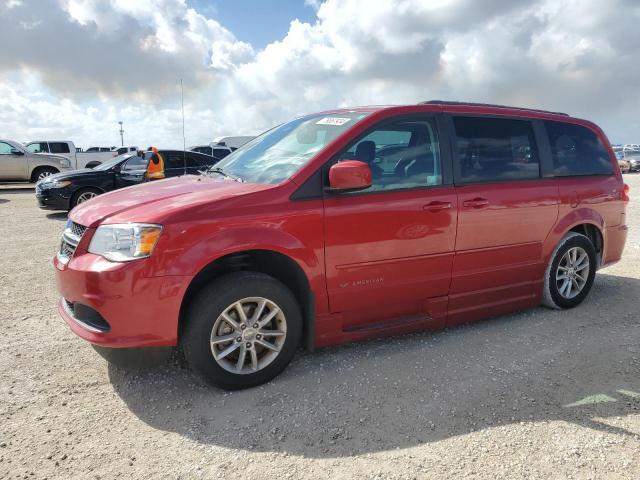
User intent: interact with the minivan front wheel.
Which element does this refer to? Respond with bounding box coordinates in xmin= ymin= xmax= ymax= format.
xmin=543 ymin=232 xmax=597 ymax=309
xmin=182 ymin=272 xmax=302 ymax=390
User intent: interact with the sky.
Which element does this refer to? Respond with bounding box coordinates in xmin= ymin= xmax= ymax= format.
xmin=0 ymin=0 xmax=639 ymax=149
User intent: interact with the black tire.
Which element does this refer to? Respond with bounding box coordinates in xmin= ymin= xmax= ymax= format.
xmin=71 ymin=187 xmax=101 ymax=209
xmin=543 ymin=232 xmax=597 ymax=309
xmin=182 ymin=272 xmax=302 ymax=390
xmin=31 ymin=167 xmax=58 ymax=183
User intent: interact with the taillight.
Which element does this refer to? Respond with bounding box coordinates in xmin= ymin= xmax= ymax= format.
xmin=622 ymin=183 xmax=630 ymax=203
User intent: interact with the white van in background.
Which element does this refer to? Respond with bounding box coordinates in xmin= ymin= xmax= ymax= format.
xmin=24 ymin=141 xmax=128 ymax=169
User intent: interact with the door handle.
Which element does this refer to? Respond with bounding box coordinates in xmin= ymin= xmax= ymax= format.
xmin=462 ymin=197 xmax=489 ymax=209
xmin=423 ymin=201 xmax=453 ymax=212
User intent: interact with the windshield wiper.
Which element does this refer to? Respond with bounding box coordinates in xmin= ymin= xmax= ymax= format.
xmin=205 ymin=167 xmax=243 ymax=182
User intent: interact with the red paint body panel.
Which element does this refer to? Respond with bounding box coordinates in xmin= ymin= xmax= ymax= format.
xmin=53 ymin=103 xmax=628 ymax=350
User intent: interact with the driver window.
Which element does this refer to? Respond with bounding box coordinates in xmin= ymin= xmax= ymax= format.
xmin=0 ymin=142 xmax=15 ymax=155
xmin=337 ymin=117 xmax=442 ymax=192
xmin=122 ymin=153 xmax=149 ymax=171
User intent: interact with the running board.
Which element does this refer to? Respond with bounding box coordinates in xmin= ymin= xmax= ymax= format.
xmin=343 ymin=314 xmax=432 ymax=333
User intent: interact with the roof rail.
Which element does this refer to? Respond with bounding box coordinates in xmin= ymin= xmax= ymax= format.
xmin=419 ymin=100 xmax=569 ymax=116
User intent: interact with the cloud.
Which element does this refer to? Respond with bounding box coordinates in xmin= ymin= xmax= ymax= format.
xmin=0 ymin=0 xmax=639 ymax=148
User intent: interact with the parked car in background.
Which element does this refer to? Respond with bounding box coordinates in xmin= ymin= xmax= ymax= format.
xmin=24 ymin=141 xmax=115 ymax=170
xmin=618 ymin=158 xmax=631 ymax=173
xmin=1 ymin=139 xmax=70 ymax=181
xmin=213 ymin=136 xmax=255 ymax=149
xmin=36 ymin=149 xmax=220 ymax=210
xmin=188 ymin=144 xmax=233 ymax=160
xmin=84 ymin=146 xmax=115 ymax=153
xmin=53 ymin=102 xmax=628 ymax=390
xmin=112 ymin=146 xmax=138 ymax=157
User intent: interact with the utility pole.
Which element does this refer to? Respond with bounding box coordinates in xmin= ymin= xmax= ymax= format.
xmin=118 ymin=121 xmax=124 ymax=147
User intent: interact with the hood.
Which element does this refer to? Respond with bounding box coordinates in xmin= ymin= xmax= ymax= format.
xmin=70 ymin=175 xmax=274 ymax=228
xmin=42 ymin=168 xmax=96 ymax=182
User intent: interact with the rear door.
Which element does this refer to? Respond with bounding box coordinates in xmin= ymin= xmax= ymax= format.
xmin=544 ymin=120 xmax=621 ymax=232
xmin=323 ymin=114 xmax=456 ymax=330
xmin=448 ymin=115 xmax=559 ymax=325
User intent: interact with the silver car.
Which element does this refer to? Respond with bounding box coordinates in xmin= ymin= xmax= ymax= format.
xmin=0 ymin=139 xmax=71 ymax=182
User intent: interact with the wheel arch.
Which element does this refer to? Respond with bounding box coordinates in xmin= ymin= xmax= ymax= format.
xmin=546 ymin=208 xmax=605 ymax=267
xmin=178 ymin=248 xmax=315 ymax=351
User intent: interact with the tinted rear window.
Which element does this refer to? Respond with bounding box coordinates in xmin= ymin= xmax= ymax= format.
xmin=453 ymin=116 xmax=540 ymax=183
xmin=49 ymin=142 xmax=70 ymax=154
xmin=545 ymin=121 xmax=613 ymax=176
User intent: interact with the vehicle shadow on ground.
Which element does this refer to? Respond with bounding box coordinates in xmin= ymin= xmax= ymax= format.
xmin=0 ymin=199 xmax=8 ymax=205
xmin=109 ymin=273 xmax=640 ymax=458
xmin=46 ymin=212 xmax=67 ymax=221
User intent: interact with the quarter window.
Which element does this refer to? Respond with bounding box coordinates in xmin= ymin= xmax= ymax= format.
xmin=545 ymin=121 xmax=613 ymax=176
xmin=336 ymin=117 xmax=442 ymax=192
xmin=453 ymin=117 xmax=540 ymax=183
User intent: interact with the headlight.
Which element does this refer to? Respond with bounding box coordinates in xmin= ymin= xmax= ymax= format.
xmin=88 ymin=223 xmax=162 ymax=262
xmin=42 ymin=179 xmax=72 ymax=188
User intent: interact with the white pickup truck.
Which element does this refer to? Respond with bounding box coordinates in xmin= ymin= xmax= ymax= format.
xmin=23 ymin=141 xmax=136 ymax=170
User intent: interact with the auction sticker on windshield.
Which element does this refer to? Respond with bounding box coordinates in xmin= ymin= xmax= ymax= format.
xmin=316 ymin=117 xmax=352 ymax=126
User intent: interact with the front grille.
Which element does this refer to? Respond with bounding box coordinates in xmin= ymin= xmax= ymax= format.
xmin=69 ymin=222 xmax=87 ymax=238
xmin=57 ymin=220 xmax=87 ymax=264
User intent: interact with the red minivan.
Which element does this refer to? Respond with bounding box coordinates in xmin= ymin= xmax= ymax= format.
xmin=54 ymin=101 xmax=629 ymax=389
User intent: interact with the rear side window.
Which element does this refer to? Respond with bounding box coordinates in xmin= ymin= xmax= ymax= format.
xmin=183 ymin=152 xmax=214 ymax=168
xmin=49 ymin=142 xmax=70 ymax=154
xmin=545 ymin=121 xmax=613 ymax=176
xmin=453 ymin=117 xmax=540 ymax=184
xmin=211 ymin=148 xmax=231 ymax=160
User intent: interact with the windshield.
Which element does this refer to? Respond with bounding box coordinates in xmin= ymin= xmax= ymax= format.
xmin=94 ymin=153 xmax=135 ymax=171
xmin=212 ymin=112 xmax=371 ymax=184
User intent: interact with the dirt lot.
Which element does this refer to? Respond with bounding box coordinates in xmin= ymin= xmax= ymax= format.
xmin=1 ymin=177 xmax=639 ymax=480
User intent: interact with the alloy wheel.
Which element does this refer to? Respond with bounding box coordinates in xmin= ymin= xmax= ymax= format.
xmin=76 ymin=191 xmax=98 ymax=204
xmin=556 ymin=246 xmax=590 ymax=299
xmin=210 ymin=297 xmax=287 ymax=374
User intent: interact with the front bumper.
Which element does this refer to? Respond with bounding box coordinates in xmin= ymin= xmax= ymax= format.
xmin=36 ymin=185 xmax=71 ymax=210
xmin=54 ymin=251 xmax=191 ymax=348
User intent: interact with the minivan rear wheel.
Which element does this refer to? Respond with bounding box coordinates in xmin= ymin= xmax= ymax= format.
xmin=543 ymin=232 xmax=597 ymax=309
xmin=182 ymin=272 xmax=302 ymax=390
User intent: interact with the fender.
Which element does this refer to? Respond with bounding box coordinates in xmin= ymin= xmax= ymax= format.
xmin=156 ymin=224 xmax=325 ymax=293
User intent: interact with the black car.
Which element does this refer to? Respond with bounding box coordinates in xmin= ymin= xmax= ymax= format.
xmin=36 ymin=149 xmax=220 ymax=211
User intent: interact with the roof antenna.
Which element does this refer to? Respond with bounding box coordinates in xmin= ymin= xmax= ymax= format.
xmin=181 ymin=78 xmax=186 ymax=175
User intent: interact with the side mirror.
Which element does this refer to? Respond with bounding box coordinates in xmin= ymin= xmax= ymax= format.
xmin=10 ymin=149 xmax=24 ymax=156
xmin=327 ymin=160 xmax=372 ymax=192
xmin=111 ymin=164 xmax=121 ymax=173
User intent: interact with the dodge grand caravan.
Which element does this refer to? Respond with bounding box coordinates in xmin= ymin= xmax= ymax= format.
xmin=54 ymin=101 xmax=629 ymax=390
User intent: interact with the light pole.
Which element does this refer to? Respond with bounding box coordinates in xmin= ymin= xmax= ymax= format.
xmin=118 ymin=121 xmax=124 ymax=147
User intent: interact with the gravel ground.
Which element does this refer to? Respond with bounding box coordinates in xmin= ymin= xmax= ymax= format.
xmin=1 ymin=177 xmax=639 ymax=479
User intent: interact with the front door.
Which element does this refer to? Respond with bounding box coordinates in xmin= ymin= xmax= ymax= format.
xmin=115 ymin=153 xmax=149 ymax=187
xmin=323 ymin=115 xmax=457 ymax=330
xmin=448 ymin=115 xmax=559 ymax=324
xmin=0 ymin=142 xmax=28 ymax=179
